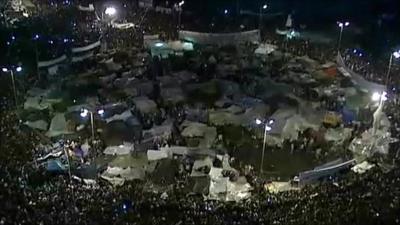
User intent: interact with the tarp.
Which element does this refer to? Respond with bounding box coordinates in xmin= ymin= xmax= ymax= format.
xmin=38 ymin=55 xmax=67 ymax=68
xmin=254 ymin=43 xmax=277 ymax=55
xmin=105 ymin=110 xmax=133 ymax=123
xmin=179 ymin=30 xmax=260 ymax=46
xmin=147 ymin=149 xmax=169 ymax=161
xmin=24 ymin=120 xmax=48 ymax=131
xmin=46 ymin=159 xmax=66 ymax=172
xmin=46 ymin=113 xmax=72 ymax=137
xmin=72 ymin=41 xmax=101 ymax=53
xmin=336 ymin=53 xmax=386 ymax=93
xmin=103 ymin=142 xmax=134 ymax=155
xmin=133 ymin=97 xmax=157 ymax=114
xmin=351 ymin=161 xmax=374 ymax=174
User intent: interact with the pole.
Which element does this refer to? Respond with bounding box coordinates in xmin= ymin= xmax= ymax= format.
xmin=260 ymin=124 xmax=267 ymax=173
xmin=338 ymin=26 xmax=344 ymax=54
xmin=10 ymin=70 xmax=17 ymax=108
xmin=178 ymin=9 xmax=182 ymax=30
xmin=90 ymin=111 xmax=95 ymax=141
xmin=259 ymin=6 xmax=262 ymax=32
xmin=386 ymin=54 xmax=393 ymax=87
xmin=35 ymin=41 xmax=40 ymax=81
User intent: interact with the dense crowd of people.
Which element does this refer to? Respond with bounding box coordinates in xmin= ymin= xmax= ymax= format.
xmin=2 ymin=1 xmax=400 ymax=225
xmin=1 ymin=109 xmax=400 ymax=224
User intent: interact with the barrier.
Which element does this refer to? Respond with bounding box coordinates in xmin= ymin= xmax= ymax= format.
xmin=179 ymin=30 xmax=260 ymax=46
xmin=298 ymin=159 xmax=355 ymax=186
xmin=72 ymin=41 xmax=101 ymax=53
xmin=72 ymin=52 xmax=94 ymax=63
xmin=38 ymin=55 xmax=67 ymax=68
xmin=336 ymin=53 xmax=386 ymax=93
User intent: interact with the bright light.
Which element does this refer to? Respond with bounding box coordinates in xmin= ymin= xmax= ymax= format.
xmin=345 ymin=22 xmax=350 ymax=26
xmin=2 ymin=68 xmax=8 ymax=72
xmin=265 ymin=126 xmax=272 ymax=131
xmin=372 ymin=92 xmax=388 ymax=102
xmin=97 ymin=109 xmax=105 ymax=115
xmin=80 ymin=109 xmax=89 ymax=118
xmin=224 ymin=9 xmax=228 ymax=14
xmin=255 ymin=119 xmax=262 ymax=125
xmin=268 ymin=119 xmax=274 ymax=125
xmin=155 ymin=42 xmax=164 ymax=47
xmin=393 ymin=51 xmax=400 ymax=59
xmin=179 ymin=1 xmax=185 ymax=6
xmin=16 ymin=66 xmax=22 ymax=72
xmin=105 ymin=7 xmax=117 ymax=16
xmin=338 ymin=22 xmax=343 ymax=28
xmin=262 ymin=4 xmax=268 ymax=9
xmin=34 ymin=34 xmax=39 ymax=40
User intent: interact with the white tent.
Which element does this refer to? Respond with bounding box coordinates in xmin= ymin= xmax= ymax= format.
xmin=133 ymin=97 xmax=158 ymax=114
xmin=46 ymin=113 xmax=72 ymax=137
xmin=103 ymin=142 xmax=134 ymax=155
xmin=24 ymin=120 xmax=48 ymax=131
xmin=105 ymin=110 xmax=133 ymax=123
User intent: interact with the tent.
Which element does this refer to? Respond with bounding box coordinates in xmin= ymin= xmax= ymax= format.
xmin=103 ymin=142 xmax=134 ymax=155
xmin=46 ymin=159 xmax=66 ymax=173
xmin=133 ymin=97 xmax=158 ymax=114
xmin=46 ymin=113 xmax=73 ymax=137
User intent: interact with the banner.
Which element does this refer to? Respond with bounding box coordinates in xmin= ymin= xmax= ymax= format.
xmin=112 ymin=22 xmax=135 ymax=29
xmin=336 ymin=53 xmax=386 ymax=93
xmin=71 ymin=41 xmax=101 ymax=53
xmin=38 ymin=55 xmax=67 ymax=68
xmin=155 ymin=6 xmax=172 ymax=14
xmin=78 ymin=4 xmax=94 ymax=12
xmin=139 ymin=0 xmax=153 ymax=8
xmin=179 ymin=30 xmax=260 ymax=46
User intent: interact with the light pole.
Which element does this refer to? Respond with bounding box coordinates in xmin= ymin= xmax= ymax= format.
xmin=256 ymin=118 xmax=273 ymax=173
xmin=2 ymin=66 xmax=22 ymax=108
xmin=337 ymin=21 xmax=349 ymax=54
xmin=177 ymin=1 xmax=185 ymax=30
xmin=33 ymin=34 xmax=40 ymax=80
xmin=80 ymin=108 xmax=104 ymax=140
xmin=259 ymin=4 xmax=267 ymax=32
xmin=386 ymin=50 xmax=400 ymax=87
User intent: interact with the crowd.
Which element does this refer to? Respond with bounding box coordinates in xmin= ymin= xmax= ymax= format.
xmin=1 ymin=109 xmax=400 ymax=224
xmin=2 ymin=1 xmax=400 ymax=225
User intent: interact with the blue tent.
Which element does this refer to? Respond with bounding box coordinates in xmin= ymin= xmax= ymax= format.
xmin=340 ymin=107 xmax=356 ymax=125
xmin=46 ymin=159 xmax=67 ymax=173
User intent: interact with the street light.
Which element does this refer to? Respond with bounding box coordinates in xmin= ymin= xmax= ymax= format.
xmin=371 ymin=92 xmax=387 ymax=102
xmin=1 ymin=66 xmax=22 ymax=108
xmin=386 ymin=50 xmax=400 ymax=87
xmin=80 ymin=108 xmax=105 ymax=140
xmin=259 ymin=4 xmax=268 ymax=31
xmin=255 ymin=118 xmax=274 ymax=173
xmin=177 ymin=1 xmax=185 ymax=30
xmin=337 ymin=21 xmax=350 ymax=53
xmin=105 ymin=7 xmax=117 ymax=16
xmin=224 ymin=9 xmax=228 ymax=15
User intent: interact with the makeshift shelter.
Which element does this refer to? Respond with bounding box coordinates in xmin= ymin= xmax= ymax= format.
xmin=103 ymin=142 xmax=134 ymax=155
xmin=133 ymin=97 xmax=158 ymax=114
xmin=46 ymin=113 xmax=73 ymax=137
